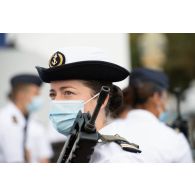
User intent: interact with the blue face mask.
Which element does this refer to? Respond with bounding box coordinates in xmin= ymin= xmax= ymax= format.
xmin=159 ymin=111 xmax=169 ymax=123
xmin=49 ymin=93 xmax=99 ymax=136
xmin=27 ymin=96 xmax=43 ymax=113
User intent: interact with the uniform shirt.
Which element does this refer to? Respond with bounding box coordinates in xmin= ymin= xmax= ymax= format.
xmin=0 ymin=102 xmax=24 ymax=162
xmin=100 ymin=109 xmax=193 ymax=163
xmin=26 ymin=119 xmax=53 ymax=162
xmin=90 ymin=123 xmax=143 ymax=163
xmin=0 ymin=102 xmax=53 ymax=163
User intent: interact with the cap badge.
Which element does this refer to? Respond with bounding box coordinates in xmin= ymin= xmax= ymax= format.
xmin=49 ymin=51 xmax=66 ymax=68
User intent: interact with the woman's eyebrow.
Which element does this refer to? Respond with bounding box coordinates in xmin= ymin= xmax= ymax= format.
xmin=49 ymin=89 xmax=55 ymax=93
xmin=50 ymin=86 xmax=77 ymax=92
xmin=59 ymin=86 xmax=76 ymax=91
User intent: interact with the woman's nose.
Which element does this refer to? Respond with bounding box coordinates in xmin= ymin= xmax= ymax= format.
xmin=54 ymin=93 xmax=64 ymax=100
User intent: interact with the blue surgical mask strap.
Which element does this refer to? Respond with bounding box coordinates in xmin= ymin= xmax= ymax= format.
xmin=84 ymin=93 xmax=100 ymax=105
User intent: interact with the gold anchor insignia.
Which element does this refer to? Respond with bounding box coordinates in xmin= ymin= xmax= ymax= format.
xmin=49 ymin=51 xmax=66 ymax=68
xmin=51 ymin=54 xmax=58 ymax=66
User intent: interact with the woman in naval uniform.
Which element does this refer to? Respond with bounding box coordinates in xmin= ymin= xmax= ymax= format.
xmin=36 ymin=47 xmax=142 ymax=163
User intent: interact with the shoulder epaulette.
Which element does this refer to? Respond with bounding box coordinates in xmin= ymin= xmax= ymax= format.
xmin=99 ymin=134 xmax=141 ymax=153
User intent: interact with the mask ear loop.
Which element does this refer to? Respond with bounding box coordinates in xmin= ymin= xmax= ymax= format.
xmin=84 ymin=93 xmax=100 ymax=105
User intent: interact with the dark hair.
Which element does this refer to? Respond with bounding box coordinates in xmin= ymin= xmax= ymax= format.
xmin=110 ymin=87 xmax=132 ymax=118
xmin=82 ymin=80 xmax=123 ymax=116
xmin=101 ymin=80 xmax=166 ymax=118
xmin=127 ymin=79 xmax=165 ymax=108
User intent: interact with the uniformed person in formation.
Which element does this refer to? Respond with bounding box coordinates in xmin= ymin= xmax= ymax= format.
xmin=101 ymin=67 xmax=193 ymax=162
xmin=35 ymin=47 xmax=142 ymax=163
xmin=0 ymin=74 xmax=53 ymax=162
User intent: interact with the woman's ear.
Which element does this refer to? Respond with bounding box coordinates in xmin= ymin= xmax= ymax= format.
xmin=153 ymin=92 xmax=161 ymax=103
xmin=153 ymin=92 xmax=165 ymax=117
xmin=151 ymin=92 xmax=162 ymax=109
xmin=145 ymin=92 xmax=161 ymax=117
xmin=100 ymin=94 xmax=110 ymax=110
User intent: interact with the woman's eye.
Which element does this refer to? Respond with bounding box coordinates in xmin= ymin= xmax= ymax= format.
xmin=49 ymin=93 xmax=56 ymax=99
xmin=64 ymin=91 xmax=74 ymax=95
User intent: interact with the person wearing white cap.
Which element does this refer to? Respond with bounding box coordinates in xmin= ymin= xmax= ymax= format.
xmin=36 ymin=47 xmax=143 ymax=163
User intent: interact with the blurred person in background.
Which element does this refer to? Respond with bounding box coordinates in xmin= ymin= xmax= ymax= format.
xmin=0 ymin=74 xmax=53 ymax=162
xmin=101 ymin=68 xmax=193 ymax=162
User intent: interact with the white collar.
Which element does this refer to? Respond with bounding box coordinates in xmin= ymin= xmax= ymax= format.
xmin=99 ymin=122 xmax=116 ymax=133
xmin=127 ymin=109 xmax=159 ymax=122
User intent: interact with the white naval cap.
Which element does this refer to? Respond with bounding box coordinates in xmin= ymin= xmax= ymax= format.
xmin=36 ymin=46 xmax=129 ymax=83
